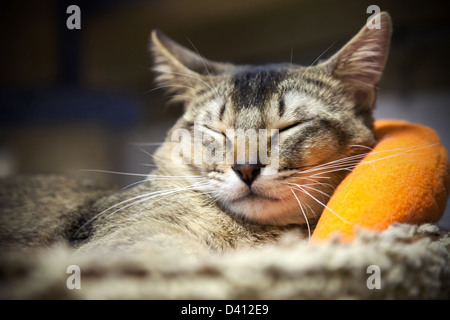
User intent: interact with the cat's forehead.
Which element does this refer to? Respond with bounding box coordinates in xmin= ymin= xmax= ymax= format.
xmin=204 ymin=89 xmax=326 ymax=131
xmin=197 ymin=64 xmax=342 ymax=129
xmin=230 ymin=65 xmax=291 ymax=110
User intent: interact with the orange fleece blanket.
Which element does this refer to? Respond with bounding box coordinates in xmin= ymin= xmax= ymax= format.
xmin=312 ymin=119 xmax=450 ymax=242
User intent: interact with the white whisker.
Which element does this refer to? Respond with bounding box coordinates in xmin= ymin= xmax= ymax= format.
xmin=81 ymin=169 xmax=204 ymax=179
xmin=120 ymin=179 xmax=149 ymax=191
xmin=291 ymin=183 xmax=332 ymax=200
xmin=138 ymin=147 xmax=184 ymax=166
xmin=129 ymin=142 xmax=169 ymax=146
xmin=186 ymin=37 xmax=222 ymax=100
xmin=290 ymin=183 xmax=350 ymax=224
xmin=358 ymin=143 xmax=439 ymax=170
xmin=350 ymin=144 xmax=374 ymax=151
xmin=92 ymin=181 xmax=210 ymax=230
xmin=80 ymin=169 xmax=149 ymax=177
xmin=300 ymin=177 xmax=336 ymax=191
xmin=290 ymin=189 xmax=311 ymax=243
xmin=296 ymin=41 xmax=336 ymax=88
xmin=154 ymin=70 xmax=218 ymax=96
xmin=73 ymin=179 xmax=209 ymax=237
xmin=307 ymin=167 xmax=355 ymax=177
xmin=140 ymin=163 xmax=207 ymax=172
xmin=145 ymin=84 xmax=205 ymax=95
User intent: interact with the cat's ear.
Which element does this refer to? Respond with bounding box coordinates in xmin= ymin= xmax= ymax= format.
xmin=150 ymin=30 xmax=233 ymax=105
xmin=323 ymin=12 xmax=392 ymax=111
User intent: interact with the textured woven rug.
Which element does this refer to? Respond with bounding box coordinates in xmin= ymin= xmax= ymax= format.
xmin=0 ymin=176 xmax=449 ymax=299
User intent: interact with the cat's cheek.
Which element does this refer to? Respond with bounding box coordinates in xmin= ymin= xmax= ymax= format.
xmin=217 ymin=174 xmax=249 ymax=201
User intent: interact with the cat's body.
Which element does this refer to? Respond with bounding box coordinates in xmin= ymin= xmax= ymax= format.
xmin=77 ymin=173 xmax=305 ymax=255
xmin=0 ymin=13 xmax=392 ymax=256
xmin=0 ymin=174 xmax=303 ymax=257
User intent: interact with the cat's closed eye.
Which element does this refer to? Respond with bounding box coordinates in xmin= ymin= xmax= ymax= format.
xmin=204 ymin=125 xmax=225 ymax=137
xmin=279 ymin=119 xmax=312 ymax=133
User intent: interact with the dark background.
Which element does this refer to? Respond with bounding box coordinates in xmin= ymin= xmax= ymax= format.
xmin=0 ymin=0 xmax=449 ymax=226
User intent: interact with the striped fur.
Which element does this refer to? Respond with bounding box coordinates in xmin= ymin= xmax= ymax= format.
xmin=150 ymin=13 xmax=392 ymax=225
xmin=0 ymin=13 xmax=393 ymax=257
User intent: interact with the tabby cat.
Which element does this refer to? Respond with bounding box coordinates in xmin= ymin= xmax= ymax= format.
xmin=1 ymin=13 xmax=392 ymax=255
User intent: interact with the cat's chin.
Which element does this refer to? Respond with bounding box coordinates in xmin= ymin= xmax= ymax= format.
xmin=233 ymin=192 xmax=281 ymax=203
xmin=222 ymin=195 xmax=311 ymax=226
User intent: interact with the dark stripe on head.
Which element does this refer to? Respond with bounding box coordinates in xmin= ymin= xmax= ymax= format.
xmin=232 ymin=67 xmax=284 ymax=110
xmin=218 ymin=103 xmax=226 ymax=121
xmin=278 ymin=99 xmax=285 ymax=117
xmin=302 ymin=77 xmax=330 ymax=90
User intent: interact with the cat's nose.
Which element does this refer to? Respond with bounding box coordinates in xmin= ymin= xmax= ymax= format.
xmin=232 ymin=164 xmax=262 ymax=186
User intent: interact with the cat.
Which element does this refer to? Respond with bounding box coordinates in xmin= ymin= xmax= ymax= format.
xmin=0 ymin=12 xmax=392 ymax=256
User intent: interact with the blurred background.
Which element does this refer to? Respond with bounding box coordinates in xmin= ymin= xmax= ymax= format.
xmin=1 ymin=0 xmax=449 ymax=227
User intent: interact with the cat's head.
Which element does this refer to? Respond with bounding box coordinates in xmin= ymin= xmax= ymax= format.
xmin=150 ymin=12 xmax=392 ymax=225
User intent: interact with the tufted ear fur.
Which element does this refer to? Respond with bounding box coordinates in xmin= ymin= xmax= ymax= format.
xmin=322 ymin=12 xmax=392 ymax=111
xmin=150 ymin=30 xmax=235 ymax=106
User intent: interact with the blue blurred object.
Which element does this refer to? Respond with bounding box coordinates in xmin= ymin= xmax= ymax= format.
xmin=0 ymin=87 xmax=140 ymax=129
